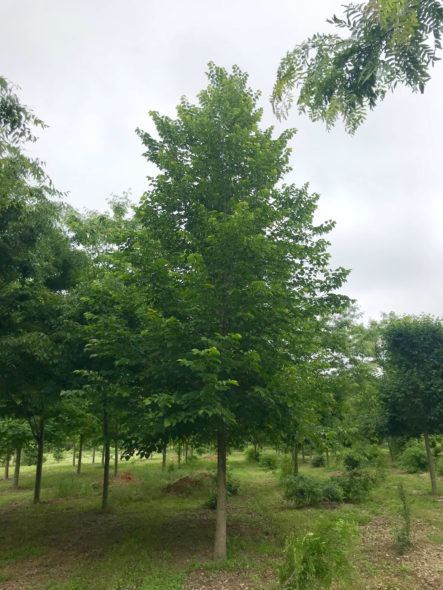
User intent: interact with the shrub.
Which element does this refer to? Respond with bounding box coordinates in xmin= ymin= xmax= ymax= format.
xmin=321 ymin=480 xmax=344 ymax=503
xmin=52 ymin=448 xmax=65 ymax=462
xmin=280 ymin=455 xmax=294 ymax=479
xmin=331 ymin=470 xmax=373 ymax=503
xmin=281 ymin=474 xmax=323 ymax=508
xmin=245 ymin=446 xmax=260 ymax=462
xmin=206 ymin=472 xmax=240 ymax=509
xmin=278 ymin=516 xmax=357 ymax=589
xmin=260 ymin=453 xmax=278 ymax=470
xmin=399 ymin=441 xmax=427 ymax=473
xmin=311 ymin=455 xmax=325 ymax=468
xmin=343 ymin=450 xmax=367 ymax=472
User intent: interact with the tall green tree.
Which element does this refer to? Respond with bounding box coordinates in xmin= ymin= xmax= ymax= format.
xmin=134 ymin=64 xmax=348 ymax=558
xmin=381 ymin=315 xmax=443 ymax=495
xmin=272 ymin=0 xmax=443 ymax=132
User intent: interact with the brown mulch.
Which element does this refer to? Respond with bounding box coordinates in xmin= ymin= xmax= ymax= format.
xmin=360 ymin=515 xmax=443 ymax=589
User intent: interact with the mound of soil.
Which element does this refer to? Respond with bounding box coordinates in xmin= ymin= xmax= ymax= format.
xmin=93 ymin=471 xmax=140 ymax=489
xmin=164 ymin=473 xmax=212 ymax=495
xmin=112 ymin=471 xmax=140 ymax=484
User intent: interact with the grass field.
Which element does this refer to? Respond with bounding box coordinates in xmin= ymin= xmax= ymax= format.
xmin=0 ymin=450 xmax=441 ymax=589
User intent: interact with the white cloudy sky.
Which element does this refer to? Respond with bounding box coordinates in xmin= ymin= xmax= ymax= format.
xmin=1 ymin=0 xmax=442 ymax=321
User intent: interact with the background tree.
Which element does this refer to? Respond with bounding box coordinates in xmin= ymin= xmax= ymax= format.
xmin=272 ymin=0 xmax=443 ymax=132
xmin=381 ymin=315 xmax=443 ymax=495
xmin=0 ymin=76 xmax=86 ymax=502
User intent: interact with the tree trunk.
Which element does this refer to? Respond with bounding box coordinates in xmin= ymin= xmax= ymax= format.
xmin=33 ymin=421 xmax=45 ymax=504
xmin=325 ymin=447 xmax=330 ymax=467
xmin=102 ymin=406 xmax=110 ymax=510
xmin=214 ymin=426 xmax=227 ymax=560
xmin=162 ymin=443 xmax=167 ymax=471
xmin=424 ymin=432 xmax=438 ymax=496
xmin=185 ymin=443 xmax=188 ymax=464
xmin=292 ymin=444 xmax=299 ymax=475
xmin=13 ymin=447 xmax=21 ymax=489
xmin=92 ymin=447 xmax=96 ymax=464
xmin=177 ymin=444 xmax=181 ymax=469
xmin=72 ymin=440 xmax=76 ymax=467
xmin=114 ymin=441 xmax=118 ymax=477
xmin=77 ymin=434 xmax=83 ymax=475
xmin=387 ymin=438 xmax=395 ymax=463
xmin=4 ymin=455 xmax=10 ymax=480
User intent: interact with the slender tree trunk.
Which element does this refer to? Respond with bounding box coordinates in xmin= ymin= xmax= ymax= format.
xmin=114 ymin=441 xmax=118 ymax=477
xmin=72 ymin=440 xmax=76 ymax=467
xmin=424 ymin=432 xmax=438 ymax=496
xmin=33 ymin=420 xmax=45 ymax=504
xmin=325 ymin=447 xmax=330 ymax=467
xmin=4 ymin=455 xmax=10 ymax=480
xmin=387 ymin=438 xmax=395 ymax=464
xmin=292 ymin=444 xmax=299 ymax=475
xmin=102 ymin=405 xmax=110 ymax=510
xmin=77 ymin=434 xmax=83 ymax=475
xmin=214 ymin=426 xmax=227 ymax=560
xmin=177 ymin=444 xmax=181 ymax=469
xmin=13 ymin=447 xmax=21 ymax=489
xmin=162 ymin=443 xmax=167 ymax=471
xmin=92 ymin=447 xmax=96 ymax=464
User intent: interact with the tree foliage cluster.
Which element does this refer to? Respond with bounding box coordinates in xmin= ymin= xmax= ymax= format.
xmin=272 ymin=0 xmax=443 ymax=132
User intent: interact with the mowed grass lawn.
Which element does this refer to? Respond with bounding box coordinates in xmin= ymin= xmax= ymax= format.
xmin=0 ymin=451 xmax=441 ymax=589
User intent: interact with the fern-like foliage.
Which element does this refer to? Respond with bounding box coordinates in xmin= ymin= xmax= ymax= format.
xmin=272 ymin=0 xmax=443 ymax=133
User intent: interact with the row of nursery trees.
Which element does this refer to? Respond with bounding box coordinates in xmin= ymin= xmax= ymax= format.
xmin=0 ymin=67 xmax=442 ymax=559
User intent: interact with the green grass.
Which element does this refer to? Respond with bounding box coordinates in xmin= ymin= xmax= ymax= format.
xmin=0 ymin=449 xmax=441 ymax=589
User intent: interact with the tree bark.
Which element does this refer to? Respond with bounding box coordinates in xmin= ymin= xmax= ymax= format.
xmin=77 ymin=434 xmax=83 ymax=475
xmin=92 ymin=447 xmax=96 ymax=464
xmin=325 ymin=447 xmax=330 ymax=467
xmin=177 ymin=444 xmax=181 ymax=469
xmin=101 ymin=446 xmax=104 ymax=466
xmin=33 ymin=420 xmax=45 ymax=504
xmin=162 ymin=443 xmax=167 ymax=471
xmin=72 ymin=440 xmax=76 ymax=467
xmin=292 ymin=444 xmax=299 ymax=475
xmin=4 ymin=455 xmax=10 ymax=480
xmin=102 ymin=405 xmax=110 ymax=510
xmin=185 ymin=443 xmax=188 ymax=464
xmin=13 ymin=447 xmax=21 ymax=489
xmin=114 ymin=441 xmax=118 ymax=477
xmin=214 ymin=426 xmax=227 ymax=560
xmin=424 ymin=432 xmax=438 ymax=496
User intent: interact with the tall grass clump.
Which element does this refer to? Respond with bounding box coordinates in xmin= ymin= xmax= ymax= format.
xmin=279 ymin=516 xmax=357 ymax=589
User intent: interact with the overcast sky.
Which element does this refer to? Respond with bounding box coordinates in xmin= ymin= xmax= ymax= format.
xmin=1 ymin=0 xmax=442 ymax=322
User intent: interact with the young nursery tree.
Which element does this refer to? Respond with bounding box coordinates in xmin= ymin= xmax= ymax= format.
xmin=134 ymin=64 xmax=348 ymax=559
xmin=381 ymin=315 xmax=443 ymax=495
